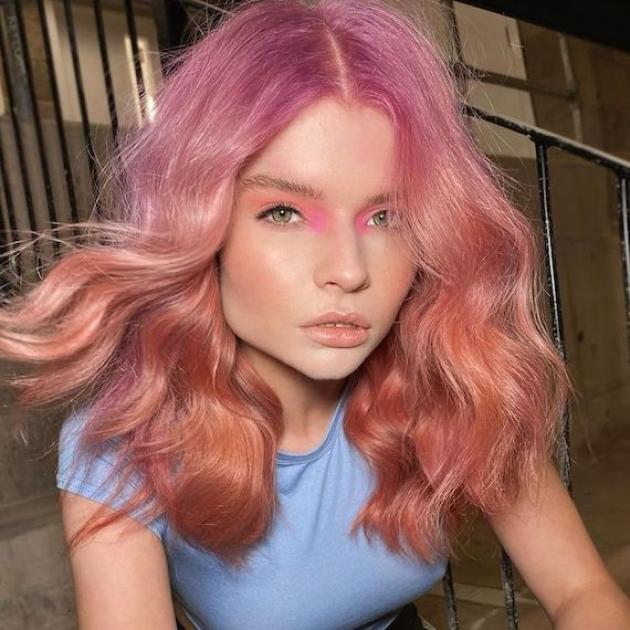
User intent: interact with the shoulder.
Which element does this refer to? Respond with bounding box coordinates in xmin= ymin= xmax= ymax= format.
xmin=56 ymin=405 xmax=169 ymax=542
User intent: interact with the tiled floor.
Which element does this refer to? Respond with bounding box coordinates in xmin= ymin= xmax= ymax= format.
xmin=414 ymin=422 xmax=630 ymax=629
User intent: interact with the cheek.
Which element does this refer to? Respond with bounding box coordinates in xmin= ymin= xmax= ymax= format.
xmin=221 ymin=262 xmax=266 ymax=309
xmin=375 ymin=252 xmax=417 ymax=310
xmin=219 ymin=231 xmax=298 ymax=315
xmin=220 ymin=246 xmax=267 ymax=311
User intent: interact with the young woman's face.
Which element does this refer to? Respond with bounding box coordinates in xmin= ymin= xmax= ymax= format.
xmin=218 ymin=97 xmax=417 ymax=382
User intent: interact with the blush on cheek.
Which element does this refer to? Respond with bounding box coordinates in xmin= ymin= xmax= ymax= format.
xmin=222 ymin=251 xmax=271 ymax=308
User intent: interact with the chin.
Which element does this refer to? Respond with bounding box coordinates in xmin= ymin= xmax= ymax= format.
xmin=289 ymin=355 xmax=367 ymax=381
xmin=238 ymin=337 xmax=370 ymax=382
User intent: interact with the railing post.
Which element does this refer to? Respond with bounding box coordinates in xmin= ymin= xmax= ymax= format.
xmin=150 ymin=0 xmax=190 ymax=74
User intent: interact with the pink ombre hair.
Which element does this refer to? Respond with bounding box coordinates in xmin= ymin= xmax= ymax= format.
xmin=0 ymin=0 xmax=573 ymax=567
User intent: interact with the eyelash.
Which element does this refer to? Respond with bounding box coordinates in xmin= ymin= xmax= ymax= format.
xmin=256 ymin=203 xmax=392 ymax=228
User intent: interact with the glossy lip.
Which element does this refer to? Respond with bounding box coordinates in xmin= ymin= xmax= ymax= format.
xmin=301 ymin=311 xmax=371 ymax=328
xmin=302 ymin=324 xmax=369 ymax=348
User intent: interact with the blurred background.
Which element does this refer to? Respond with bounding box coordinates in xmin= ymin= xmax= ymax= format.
xmin=0 ymin=1 xmax=628 ymax=628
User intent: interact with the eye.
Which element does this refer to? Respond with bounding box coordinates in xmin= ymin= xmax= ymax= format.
xmin=367 ymin=209 xmax=390 ymax=227
xmin=255 ymin=205 xmax=396 ymax=228
xmin=370 ymin=209 xmax=400 ymax=230
xmin=256 ymin=203 xmax=302 ymax=225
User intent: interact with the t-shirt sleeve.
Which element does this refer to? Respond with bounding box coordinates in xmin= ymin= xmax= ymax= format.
xmin=56 ymin=407 xmax=168 ymax=541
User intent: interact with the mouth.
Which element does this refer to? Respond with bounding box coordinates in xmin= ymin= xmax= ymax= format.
xmin=302 ymin=323 xmax=369 ymax=348
xmin=302 ymin=311 xmax=371 ymax=329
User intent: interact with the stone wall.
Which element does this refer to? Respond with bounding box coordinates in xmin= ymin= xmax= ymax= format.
xmin=518 ymin=22 xmax=630 ymax=453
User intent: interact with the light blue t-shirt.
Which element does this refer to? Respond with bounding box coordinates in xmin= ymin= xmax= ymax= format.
xmin=56 ymin=384 xmax=447 ymax=629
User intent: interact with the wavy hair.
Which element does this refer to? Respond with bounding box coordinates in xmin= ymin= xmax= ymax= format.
xmin=0 ymin=0 xmax=573 ymax=567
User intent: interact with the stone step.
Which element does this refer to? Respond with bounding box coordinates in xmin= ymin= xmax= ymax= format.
xmin=0 ymin=492 xmax=76 ymax=629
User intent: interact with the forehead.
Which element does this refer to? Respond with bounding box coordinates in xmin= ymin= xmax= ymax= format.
xmin=238 ymin=98 xmax=397 ymax=203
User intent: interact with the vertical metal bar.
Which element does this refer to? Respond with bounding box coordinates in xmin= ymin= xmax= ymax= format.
xmin=441 ymin=0 xmax=468 ymax=98
xmin=0 ymin=2 xmax=40 ymax=279
xmin=93 ymin=0 xmax=119 ymax=140
xmin=441 ymin=559 xmax=460 ymax=630
xmin=500 ymin=547 xmax=518 ymax=629
xmin=534 ymin=140 xmax=573 ymax=495
xmin=13 ymin=0 xmax=60 ymax=260
xmin=61 ymin=0 xmax=100 ymax=211
xmin=35 ymin=0 xmax=80 ymax=231
xmin=0 ymin=4 xmax=21 ymax=287
xmin=123 ymin=0 xmax=146 ymax=121
xmin=0 ymin=135 xmax=21 ymax=288
xmin=617 ymin=175 xmax=630 ymax=360
xmin=150 ymin=0 xmax=190 ymax=74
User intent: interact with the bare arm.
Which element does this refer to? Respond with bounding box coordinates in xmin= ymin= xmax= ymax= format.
xmin=60 ymin=490 xmax=178 ymax=630
xmin=486 ymin=461 xmax=630 ymax=628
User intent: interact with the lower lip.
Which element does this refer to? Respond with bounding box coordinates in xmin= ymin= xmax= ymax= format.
xmin=303 ymin=324 xmax=369 ymax=348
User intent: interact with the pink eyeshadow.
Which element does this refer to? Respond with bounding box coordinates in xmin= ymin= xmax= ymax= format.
xmin=304 ymin=205 xmax=374 ymax=234
xmin=247 ymin=191 xmax=377 ymax=234
xmin=303 ymin=206 xmax=327 ymax=232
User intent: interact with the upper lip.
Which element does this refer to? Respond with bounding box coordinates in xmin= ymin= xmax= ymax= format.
xmin=302 ymin=311 xmax=371 ymax=328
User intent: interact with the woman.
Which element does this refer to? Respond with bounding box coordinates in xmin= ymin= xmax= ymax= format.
xmin=2 ymin=0 xmax=629 ymax=628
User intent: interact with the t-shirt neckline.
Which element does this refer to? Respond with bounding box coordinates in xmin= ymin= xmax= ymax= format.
xmin=276 ymin=381 xmax=351 ymax=466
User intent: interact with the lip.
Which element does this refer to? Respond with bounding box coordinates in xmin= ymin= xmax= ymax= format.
xmin=302 ymin=324 xmax=369 ymax=348
xmin=301 ymin=311 xmax=371 ymax=328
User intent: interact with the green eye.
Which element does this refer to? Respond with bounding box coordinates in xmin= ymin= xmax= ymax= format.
xmin=370 ymin=210 xmax=394 ymax=227
xmin=369 ymin=210 xmax=389 ymax=226
xmin=257 ymin=204 xmax=300 ymax=224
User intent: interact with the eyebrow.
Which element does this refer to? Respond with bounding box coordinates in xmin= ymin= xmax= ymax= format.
xmin=238 ymin=174 xmax=392 ymax=207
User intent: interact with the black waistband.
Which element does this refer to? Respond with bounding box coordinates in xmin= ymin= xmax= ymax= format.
xmin=383 ymin=602 xmax=422 ymax=630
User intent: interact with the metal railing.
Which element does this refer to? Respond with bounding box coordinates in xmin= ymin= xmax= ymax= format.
xmin=442 ymin=105 xmax=630 ymax=628
xmin=1 ymin=1 xmax=629 ymax=628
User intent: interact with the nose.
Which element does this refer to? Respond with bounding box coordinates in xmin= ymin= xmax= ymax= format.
xmin=313 ymin=220 xmax=370 ymax=292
